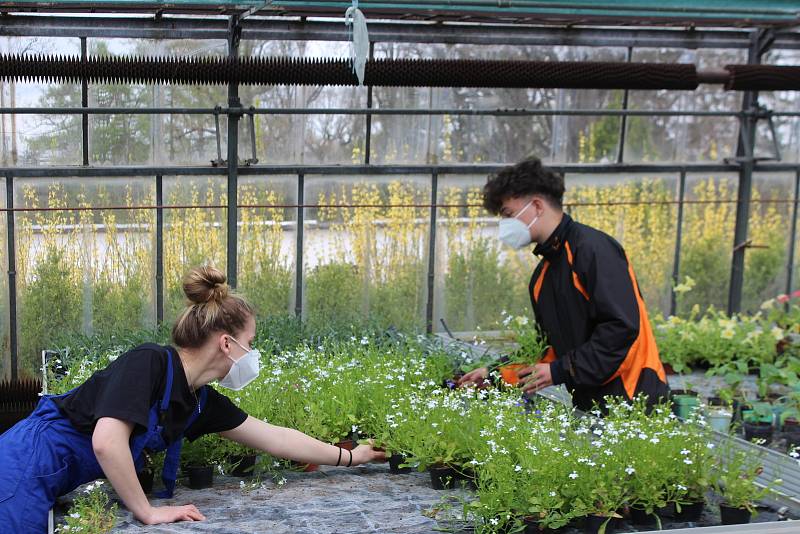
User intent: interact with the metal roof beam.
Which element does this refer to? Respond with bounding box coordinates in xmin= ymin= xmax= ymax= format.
xmin=1 ymin=15 xmax=800 ymax=49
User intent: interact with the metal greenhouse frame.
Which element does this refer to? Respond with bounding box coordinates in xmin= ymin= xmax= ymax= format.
xmin=0 ymin=1 xmax=799 ymax=378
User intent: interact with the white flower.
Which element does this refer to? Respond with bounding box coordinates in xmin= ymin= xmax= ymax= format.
xmin=277 ymin=477 xmax=287 ymax=486
xmin=514 ymin=465 xmax=522 ymax=472
xmin=490 ymin=518 xmax=499 ymax=526
xmin=549 ymin=491 xmax=557 ymax=497
xmin=569 ymin=471 xmax=578 ymax=479
xmin=625 ymin=466 xmax=635 ymax=475
xmin=680 ymin=449 xmax=690 ymax=455
xmin=70 ymin=513 xmax=81 ymax=519
xmin=683 ymin=458 xmax=693 ymax=465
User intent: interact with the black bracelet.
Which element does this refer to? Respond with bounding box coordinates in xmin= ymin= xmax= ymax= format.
xmin=336 ymin=446 xmax=343 ymax=467
xmin=347 ymin=448 xmax=353 ymax=467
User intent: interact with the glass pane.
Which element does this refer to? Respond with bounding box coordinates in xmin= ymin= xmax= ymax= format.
xmin=0 ymin=38 xmax=82 ymax=166
xmin=742 ymin=173 xmax=793 ymax=313
xmin=15 ymin=177 xmax=154 ymax=376
xmin=163 ymin=176 xmax=227 ymax=322
xmin=89 ymin=38 xmax=228 ymax=166
xmin=241 ymin=39 xmax=366 ymax=165
xmin=237 ymin=175 xmax=297 ymax=317
xmin=303 ymin=174 xmax=430 ymax=332
xmin=566 ymin=173 xmax=678 ymax=316
xmin=624 ymin=48 xmax=744 ymax=163
xmin=677 ymin=173 xmax=738 ymax=315
xmin=435 ymin=174 xmax=535 ymax=332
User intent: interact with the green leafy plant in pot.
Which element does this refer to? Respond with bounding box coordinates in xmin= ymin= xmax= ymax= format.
xmin=716 ymin=446 xmax=780 ymax=525
xmin=181 ymin=434 xmax=222 ymax=489
xmin=741 ymin=401 xmax=774 ymax=445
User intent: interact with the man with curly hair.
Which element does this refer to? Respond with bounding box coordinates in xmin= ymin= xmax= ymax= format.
xmin=458 ymin=157 xmax=669 ymax=411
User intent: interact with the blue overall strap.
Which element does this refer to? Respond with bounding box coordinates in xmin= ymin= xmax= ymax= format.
xmin=154 ymin=386 xmax=208 ymax=499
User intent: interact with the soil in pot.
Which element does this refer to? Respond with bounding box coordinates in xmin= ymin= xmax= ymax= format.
xmin=388 ymin=454 xmax=412 ymax=474
xmin=186 ymin=465 xmax=214 ymax=489
xmin=429 ymin=464 xmax=458 ymax=490
xmin=720 ymin=504 xmax=752 ymax=525
xmin=743 ymin=421 xmax=774 ymax=445
xmin=229 ymin=454 xmax=257 ymax=477
xmin=499 ymin=363 xmax=527 ymax=386
xmin=137 ymin=468 xmax=154 ymax=494
xmin=674 ymin=501 xmax=704 ymax=522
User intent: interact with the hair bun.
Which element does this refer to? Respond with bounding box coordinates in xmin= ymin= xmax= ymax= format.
xmin=183 ymin=265 xmax=229 ymax=305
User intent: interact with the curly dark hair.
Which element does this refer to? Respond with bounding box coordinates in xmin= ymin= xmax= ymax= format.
xmin=482 ymin=157 xmax=565 ymax=214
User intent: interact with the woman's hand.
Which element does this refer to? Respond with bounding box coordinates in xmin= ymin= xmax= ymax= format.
xmin=350 ymin=440 xmax=386 ymax=466
xmin=141 ymin=504 xmax=206 ymax=525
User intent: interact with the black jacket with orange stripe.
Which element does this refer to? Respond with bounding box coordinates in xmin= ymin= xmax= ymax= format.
xmin=529 ymin=213 xmax=669 ymax=412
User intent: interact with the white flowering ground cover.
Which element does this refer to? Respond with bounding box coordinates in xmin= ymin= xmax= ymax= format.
xmin=47 ymin=333 xmax=796 ymax=533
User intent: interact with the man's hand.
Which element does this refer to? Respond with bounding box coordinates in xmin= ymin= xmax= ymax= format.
xmin=141 ymin=505 xmax=206 ymax=525
xmin=518 ymin=363 xmax=553 ymax=394
xmin=457 ymin=366 xmax=489 ymax=388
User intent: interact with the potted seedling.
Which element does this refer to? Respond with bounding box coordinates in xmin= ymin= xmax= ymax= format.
xmin=716 ymin=447 xmax=778 ymax=525
xmin=741 ymin=401 xmax=774 ymax=445
xmin=706 ymin=389 xmax=734 ymax=433
xmin=671 ymin=385 xmax=700 ymax=420
xmin=181 ymin=434 xmax=220 ymax=489
xmin=778 ymin=393 xmax=800 ymax=450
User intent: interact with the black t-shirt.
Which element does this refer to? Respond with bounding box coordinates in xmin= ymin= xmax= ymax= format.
xmin=52 ymin=343 xmax=248 ymax=444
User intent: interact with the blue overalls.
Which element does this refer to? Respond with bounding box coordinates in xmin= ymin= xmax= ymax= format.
xmin=0 ymin=349 xmax=207 ymax=533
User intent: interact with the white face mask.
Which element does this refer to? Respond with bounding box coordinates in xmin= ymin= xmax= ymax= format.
xmin=498 ymin=200 xmax=539 ymax=249
xmin=219 ymin=336 xmax=261 ymax=391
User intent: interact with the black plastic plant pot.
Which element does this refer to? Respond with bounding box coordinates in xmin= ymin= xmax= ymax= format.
xmin=389 ymin=454 xmax=412 ymax=474
xmin=230 ymin=454 xmax=257 ymax=477
xmin=429 ymin=464 xmax=457 ymax=490
xmin=628 ymin=507 xmax=657 ymax=526
xmin=720 ymin=504 xmax=752 ymax=525
xmin=137 ymin=468 xmax=154 ymax=494
xmin=743 ymin=421 xmax=774 ymax=445
xmin=674 ymin=501 xmax=704 ymax=522
xmin=582 ymin=515 xmax=618 ymax=534
xmin=186 ymin=465 xmax=214 ymax=489
xmin=783 ymin=426 xmax=800 ymax=450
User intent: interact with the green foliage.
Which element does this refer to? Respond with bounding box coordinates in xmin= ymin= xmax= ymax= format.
xmin=57 ymin=480 xmax=117 ymax=534
xmin=445 ymin=239 xmax=528 ymax=332
xmin=19 ymin=249 xmax=82 ymax=375
xmin=304 ymin=263 xmax=363 ymax=331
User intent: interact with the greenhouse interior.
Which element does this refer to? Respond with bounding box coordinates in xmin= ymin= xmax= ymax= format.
xmin=1 ymin=0 xmax=800 ymax=533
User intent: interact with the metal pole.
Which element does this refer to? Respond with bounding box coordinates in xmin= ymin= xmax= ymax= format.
xmin=155 ymin=174 xmax=164 ymax=324
xmin=785 ymin=169 xmax=800 ymax=306
xmin=426 ymin=170 xmax=438 ymax=333
xmin=295 ymin=173 xmax=304 ymax=318
xmin=81 ymin=37 xmax=89 ymax=166
xmin=670 ymin=170 xmax=686 ymax=316
xmin=616 ymin=46 xmax=632 ymax=164
xmin=364 ymin=41 xmax=374 ymax=165
xmin=226 ymin=16 xmax=241 ymax=288
xmin=728 ymin=29 xmax=771 ymax=315
xmin=6 ymin=173 xmax=16 ymax=380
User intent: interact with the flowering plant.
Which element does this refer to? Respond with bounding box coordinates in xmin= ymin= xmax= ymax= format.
xmin=56 ymin=480 xmax=117 ymax=534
